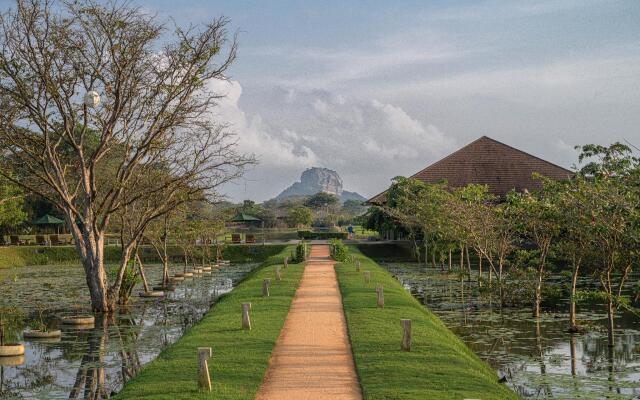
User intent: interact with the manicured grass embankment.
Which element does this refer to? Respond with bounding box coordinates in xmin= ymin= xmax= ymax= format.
xmin=114 ymin=246 xmax=303 ymax=399
xmin=336 ymin=246 xmax=517 ymax=400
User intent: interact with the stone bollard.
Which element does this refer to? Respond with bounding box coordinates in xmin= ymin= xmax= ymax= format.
xmin=197 ymin=347 xmax=212 ymax=391
xmin=376 ymin=284 xmax=384 ymax=308
xmin=363 ymin=271 xmax=371 ymax=284
xmin=400 ymin=319 xmax=411 ymax=351
xmin=276 ymin=266 xmax=282 ymax=281
xmin=262 ymin=279 xmax=270 ymax=297
xmin=283 ymin=256 xmax=288 ymax=269
xmin=242 ymin=303 xmax=252 ymax=330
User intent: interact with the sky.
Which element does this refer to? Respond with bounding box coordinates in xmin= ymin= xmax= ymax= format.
xmin=12 ymin=0 xmax=640 ymax=202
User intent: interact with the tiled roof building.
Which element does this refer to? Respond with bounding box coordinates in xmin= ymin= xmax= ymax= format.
xmin=368 ymin=136 xmax=573 ymax=204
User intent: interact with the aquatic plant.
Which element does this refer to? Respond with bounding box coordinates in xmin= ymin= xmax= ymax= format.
xmin=0 ymin=307 xmax=23 ymax=346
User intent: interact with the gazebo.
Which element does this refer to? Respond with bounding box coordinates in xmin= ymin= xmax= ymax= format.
xmin=32 ymin=214 xmax=65 ymax=233
xmin=227 ymin=213 xmax=263 ymax=244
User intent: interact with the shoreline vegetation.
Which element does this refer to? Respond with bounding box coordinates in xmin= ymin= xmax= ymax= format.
xmin=113 ymin=245 xmax=303 ymax=400
xmin=0 ymin=244 xmax=288 ymax=270
xmin=336 ymin=246 xmax=517 ymax=399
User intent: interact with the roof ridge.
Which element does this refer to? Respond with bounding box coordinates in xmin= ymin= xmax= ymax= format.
xmin=366 ymin=135 xmax=573 ymax=204
xmin=478 ymin=136 xmax=574 ymax=174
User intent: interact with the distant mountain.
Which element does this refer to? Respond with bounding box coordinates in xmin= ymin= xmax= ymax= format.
xmin=275 ymin=167 xmax=366 ymax=203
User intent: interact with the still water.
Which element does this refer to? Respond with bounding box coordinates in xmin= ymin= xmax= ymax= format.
xmin=0 ymin=262 xmax=257 ymax=399
xmin=381 ymin=262 xmax=640 ymax=399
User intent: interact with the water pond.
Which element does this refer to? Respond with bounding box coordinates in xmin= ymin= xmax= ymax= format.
xmin=381 ymin=262 xmax=640 ymax=399
xmin=0 ymin=262 xmax=258 ymax=399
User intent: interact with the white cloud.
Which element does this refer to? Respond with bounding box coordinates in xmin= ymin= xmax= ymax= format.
xmin=208 ymin=80 xmax=455 ymax=201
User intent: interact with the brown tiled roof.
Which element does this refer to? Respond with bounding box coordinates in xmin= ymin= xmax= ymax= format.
xmin=368 ymin=136 xmax=574 ymax=204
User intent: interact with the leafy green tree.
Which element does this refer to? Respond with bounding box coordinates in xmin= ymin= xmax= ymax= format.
xmin=304 ymin=192 xmax=339 ymax=209
xmin=342 ymin=199 xmax=366 ymax=216
xmin=0 ymin=174 xmax=26 ymax=234
xmin=508 ymin=182 xmax=562 ymax=318
xmin=551 ymin=175 xmax=594 ymax=332
xmin=287 ymin=206 xmax=312 ymax=228
xmin=574 ymin=143 xmax=639 ymax=346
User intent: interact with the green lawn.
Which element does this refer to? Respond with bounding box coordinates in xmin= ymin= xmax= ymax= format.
xmin=114 ymin=246 xmax=303 ymax=399
xmin=336 ymin=246 xmax=517 ymax=400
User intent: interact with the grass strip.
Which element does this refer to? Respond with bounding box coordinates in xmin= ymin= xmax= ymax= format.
xmin=114 ymin=247 xmax=303 ymax=399
xmin=336 ymin=246 xmax=518 ymax=400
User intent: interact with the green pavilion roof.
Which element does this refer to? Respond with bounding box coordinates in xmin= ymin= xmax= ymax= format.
xmin=32 ymin=214 xmax=65 ymax=225
xmin=229 ymin=213 xmax=261 ymax=222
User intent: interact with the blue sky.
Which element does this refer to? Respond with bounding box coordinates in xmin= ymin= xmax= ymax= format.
xmin=8 ymin=0 xmax=640 ymax=201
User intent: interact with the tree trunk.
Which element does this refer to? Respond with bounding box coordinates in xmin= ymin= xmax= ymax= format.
xmin=465 ymin=246 xmax=471 ymax=278
xmin=478 ymin=254 xmax=483 ymax=286
xmin=569 ymin=259 xmax=580 ymax=332
xmin=73 ymin=227 xmax=110 ymax=313
xmin=606 ymin=296 xmax=615 ymax=347
xmin=136 ymin=253 xmax=150 ymax=293
xmin=533 ymin=272 xmax=542 ymax=318
xmin=424 ymin=239 xmax=428 ymax=267
xmin=448 ymin=249 xmax=452 ymax=270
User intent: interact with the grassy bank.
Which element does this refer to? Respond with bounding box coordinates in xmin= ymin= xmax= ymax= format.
xmin=113 ymin=246 xmax=303 ymax=400
xmin=336 ymin=246 xmax=517 ymax=400
xmin=0 ymin=244 xmax=287 ymax=269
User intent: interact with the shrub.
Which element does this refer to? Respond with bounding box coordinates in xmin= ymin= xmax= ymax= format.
xmin=329 ymin=239 xmax=348 ymax=262
xmin=294 ymin=241 xmax=308 ymax=263
xmin=297 ymin=230 xmax=347 ymax=240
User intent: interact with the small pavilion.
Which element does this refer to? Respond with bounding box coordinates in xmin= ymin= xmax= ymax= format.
xmin=227 ymin=213 xmax=263 ymax=244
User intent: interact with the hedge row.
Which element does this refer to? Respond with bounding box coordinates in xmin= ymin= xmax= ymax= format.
xmin=297 ymin=230 xmax=347 ymax=240
xmin=0 ymin=244 xmax=287 ymax=269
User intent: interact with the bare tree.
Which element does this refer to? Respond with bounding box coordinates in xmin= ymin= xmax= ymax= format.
xmin=0 ymin=0 xmax=253 ymax=311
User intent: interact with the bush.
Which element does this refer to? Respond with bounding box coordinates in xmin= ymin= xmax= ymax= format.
xmin=297 ymin=230 xmax=347 ymax=240
xmin=293 ymin=241 xmax=308 ymax=263
xmin=329 ymin=239 xmax=348 ymax=262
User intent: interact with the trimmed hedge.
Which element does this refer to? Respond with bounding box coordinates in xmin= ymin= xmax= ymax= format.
xmin=297 ymin=230 xmax=347 ymax=240
xmin=0 ymin=244 xmax=287 ymax=269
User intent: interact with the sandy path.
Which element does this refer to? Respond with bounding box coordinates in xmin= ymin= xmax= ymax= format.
xmin=255 ymin=244 xmax=362 ymax=400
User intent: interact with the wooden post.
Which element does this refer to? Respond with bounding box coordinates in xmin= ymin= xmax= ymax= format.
xmin=363 ymin=271 xmax=370 ymax=284
xmin=241 ymin=303 xmax=251 ymax=330
xmin=401 ymin=319 xmax=411 ymax=351
xmin=275 ymin=266 xmax=282 ymax=281
xmin=197 ymin=347 xmax=212 ymax=391
xmin=262 ymin=279 xmax=270 ymax=297
xmin=356 ymin=260 xmax=361 ymax=272
xmin=376 ymin=284 xmax=384 ymax=308
xmin=283 ymin=256 xmax=288 ymax=269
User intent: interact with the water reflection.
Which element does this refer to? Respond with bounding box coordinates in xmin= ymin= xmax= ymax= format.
xmin=0 ymin=262 xmax=255 ymax=399
xmin=382 ymin=262 xmax=640 ymax=399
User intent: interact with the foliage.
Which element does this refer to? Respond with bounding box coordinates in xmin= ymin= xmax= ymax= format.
xmin=117 ymin=262 xmax=141 ymax=304
xmin=341 ymin=199 xmax=367 ymax=216
xmin=287 ymin=205 xmax=312 ymax=227
xmin=329 ymin=239 xmax=348 ymax=262
xmin=30 ymin=304 xmax=51 ymax=332
xmin=0 ymin=173 xmax=27 ymax=233
xmin=0 ymin=306 xmax=24 ymax=346
xmin=304 ymin=192 xmax=339 ymax=209
xmin=297 ymin=230 xmax=347 ymax=240
xmin=114 ymin=247 xmax=304 ymax=400
xmin=294 ymin=241 xmax=308 ymax=263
